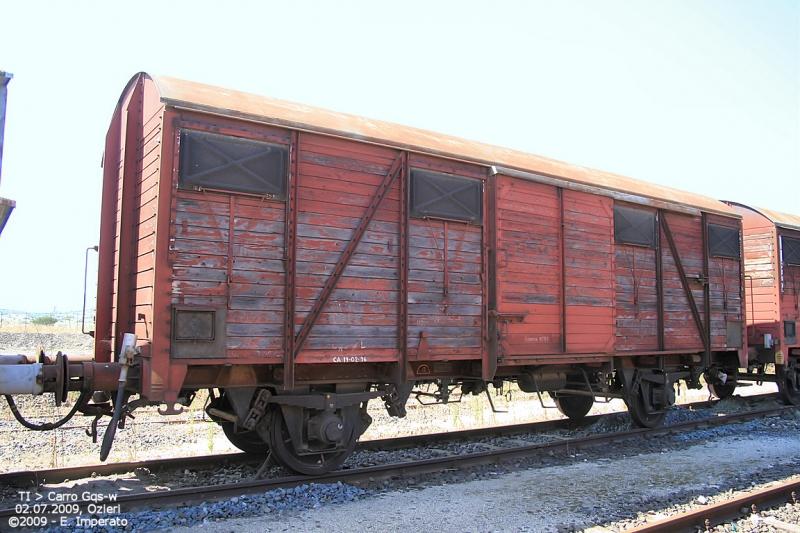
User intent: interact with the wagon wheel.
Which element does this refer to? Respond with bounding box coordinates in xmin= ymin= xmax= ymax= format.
xmin=220 ymin=422 xmax=269 ymax=455
xmin=554 ymin=393 xmax=593 ymax=420
xmin=777 ymin=359 xmax=800 ymax=406
xmin=704 ymin=371 xmax=737 ymax=400
xmin=266 ymin=407 xmax=356 ymax=475
xmin=707 ymin=380 xmax=736 ymax=400
xmin=624 ymin=382 xmax=668 ymax=428
xmin=207 ymin=390 xmax=270 ymax=455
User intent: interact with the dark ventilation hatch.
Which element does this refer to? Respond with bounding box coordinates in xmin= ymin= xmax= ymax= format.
xmin=783 ymin=237 xmax=800 ymax=266
xmin=614 ymin=206 xmax=656 ymax=247
xmin=708 ymin=224 xmax=740 ymax=258
xmin=410 ymin=170 xmax=482 ymax=224
xmin=179 ymin=130 xmax=288 ymax=199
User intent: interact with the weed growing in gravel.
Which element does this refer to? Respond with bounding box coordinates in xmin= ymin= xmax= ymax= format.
xmin=473 ymin=396 xmax=483 ymax=425
xmin=207 ymin=423 xmax=214 ymax=453
xmin=50 ymin=432 xmax=58 ymax=468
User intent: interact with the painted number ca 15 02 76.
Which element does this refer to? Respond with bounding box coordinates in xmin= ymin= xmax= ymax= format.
xmin=332 ymin=356 xmax=368 ymax=363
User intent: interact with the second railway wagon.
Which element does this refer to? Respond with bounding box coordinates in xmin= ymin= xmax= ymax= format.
xmin=724 ymin=203 xmax=800 ymax=404
xmin=2 ymin=73 xmax=750 ymax=474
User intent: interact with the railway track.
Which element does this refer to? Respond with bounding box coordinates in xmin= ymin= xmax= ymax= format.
xmin=622 ymin=478 xmax=800 ymax=533
xmin=0 ymin=400 xmax=794 ymax=528
xmin=0 ymin=394 xmax=771 ymax=487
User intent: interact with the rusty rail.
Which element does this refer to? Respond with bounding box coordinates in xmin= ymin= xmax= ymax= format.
xmin=622 ymin=478 xmax=800 ymax=533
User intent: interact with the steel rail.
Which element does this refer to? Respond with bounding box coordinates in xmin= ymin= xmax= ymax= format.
xmin=622 ymin=478 xmax=800 ymax=533
xmin=0 ymin=394 xmax=777 ymax=487
xmin=0 ymin=403 xmax=793 ymax=520
xmin=0 ymin=409 xmax=600 ymax=487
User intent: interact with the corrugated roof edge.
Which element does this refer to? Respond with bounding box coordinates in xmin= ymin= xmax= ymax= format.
xmin=144 ymin=73 xmax=738 ymax=219
xmin=724 ymin=202 xmax=800 ymax=232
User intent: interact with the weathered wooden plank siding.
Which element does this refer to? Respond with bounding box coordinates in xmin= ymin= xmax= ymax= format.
xmin=614 ymin=240 xmax=659 ymax=350
xmin=172 ymin=190 xmax=288 ymax=356
xmin=660 ymin=212 xmax=705 ymax=350
xmin=294 ymin=133 xmax=401 ymax=361
xmin=131 ymin=108 xmax=164 ymax=342
xmin=563 ymin=190 xmax=615 ymax=352
xmin=407 ymin=220 xmax=484 ymax=357
xmin=108 ymin=110 xmax=127 ymax=356
xmin=495 ymin=176 xmax=562 ymax=354
xmin=742 ymin=222 xmax=779 ymax=331
xmin=405 ymin=154 xmax=485 ymax=360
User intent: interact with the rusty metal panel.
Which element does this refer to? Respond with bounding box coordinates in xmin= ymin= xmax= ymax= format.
xmin=726 ymin=319 xmax=743 ymax=348
xmin=410 ymin=170 xmax=482 ymax=223
xmin=171 ymin=308 xmax=227 ymax=358
xmin=147 ymin=74 xmax=739 ymax=219
xmin=179 ymin=130 xmax=288 ymax=199
xmin=783 ymin=236 xmax=800 ymax=266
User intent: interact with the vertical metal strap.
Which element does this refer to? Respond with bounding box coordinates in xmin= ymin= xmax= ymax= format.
xmin=484 ymin=172 xmax=499 ymax=381
xmin=227 ymin=196 xmax=235 ymax=310
xmin=655 ymin=211 xmax=664 ymax=351
xmin=443 ymin=220 xmax=449 ymax=296
xmin=397 ymin=152 xmax=409 ymax=384
xmin=701 ymin=213 xmax=712 ymax=365
xmin=293 ymin=152 xmax=404 ymax=359
xmin=283 ymin=131 xmax=299 ymax=390
xmin=558 ymin=188 xmax=567 ymax=353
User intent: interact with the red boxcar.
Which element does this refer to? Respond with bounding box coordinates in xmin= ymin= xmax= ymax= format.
xmin=2 ymin=73 xmax=765 ymax=474
xmin=725 ymin=203 xmax=800 ymax=404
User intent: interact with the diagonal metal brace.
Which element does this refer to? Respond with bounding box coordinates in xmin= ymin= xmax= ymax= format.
xmin=660 ymin=214 xmax=709 ymax=354
xmin=293 ymin=152 xmax=404 ymax=357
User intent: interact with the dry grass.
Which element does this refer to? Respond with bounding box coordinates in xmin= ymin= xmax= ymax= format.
xmin=0 ymin=323 xmax=84 ymax=334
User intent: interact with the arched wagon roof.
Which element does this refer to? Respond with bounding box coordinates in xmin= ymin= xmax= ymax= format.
xmin=725 ymin=202 xmax=800 ymax=232
xmin=124 ymin=73 xmax=738 ymax=218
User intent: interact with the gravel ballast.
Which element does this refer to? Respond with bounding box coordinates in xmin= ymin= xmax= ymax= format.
xmin=2 ymin=332 xmax=798 ymax=532
xmin=28 ymin=413 xmax=800 ymax=533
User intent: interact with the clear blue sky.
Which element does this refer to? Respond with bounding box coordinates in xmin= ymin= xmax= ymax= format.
xmin=1 ymin=1 xmax=798 ymax=313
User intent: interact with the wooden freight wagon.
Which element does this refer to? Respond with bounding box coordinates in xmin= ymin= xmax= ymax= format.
xmin=86 ymin=73 xmax=747 ymax=472
xmin=724 ymin=203 xmax=800 ymax=404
